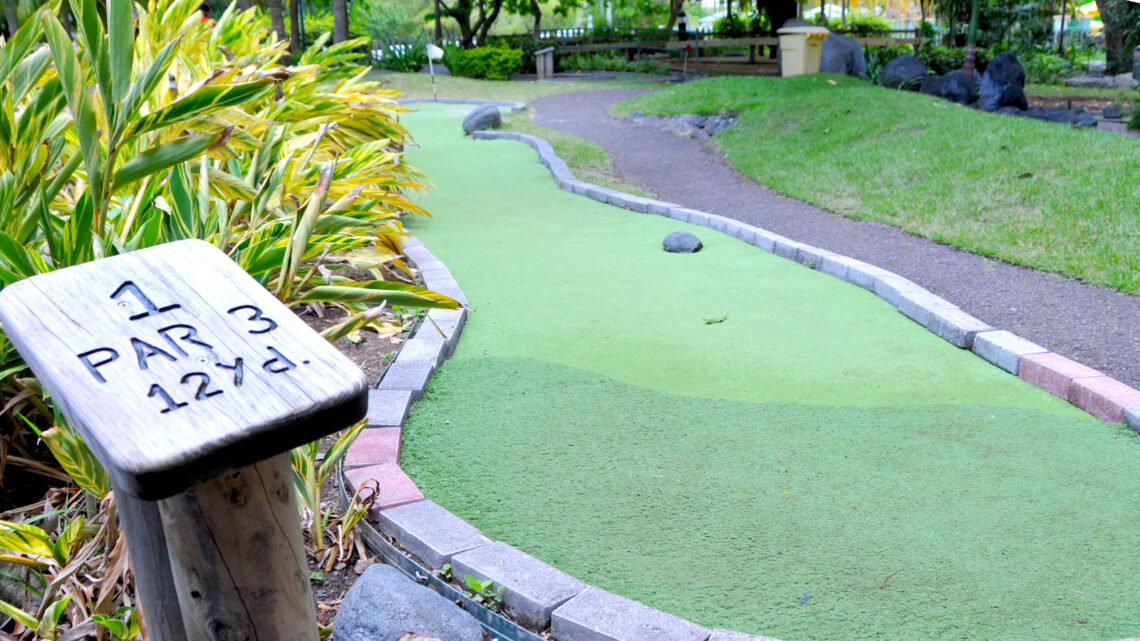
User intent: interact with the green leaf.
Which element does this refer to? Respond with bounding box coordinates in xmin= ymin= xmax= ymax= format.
xmin=166 ymin=163 xmax=198 ymax=241
xmin=108 ymin=0 xmax=133 ymax=106
xmin=42 ymin=426 xmax=109 ymax=499
xmin=0 ymin=598 xmax=38 ymax=630
xmin=68 ymin=0 xmax=112 ymax=119
xmin=116 ymin=36 xmax=181 ymax=137
xmin=0 ymin=521 xmax=54 ymax=558
xmin=317 ymin=420 xmax=364 ymax=483
xmin=128 ymin=80 xmax=275 ymax=138
xmin=36 ymin=594 xmax=70 ymax=640
xmin=41 ymin=12 xmax=104 ymax=208
xmin=112 ymin=127 xmax=233 ymax=190
xmin=294 ymin=282 xmax=461 ymax=310
xmin=60 ymin=190 xmax=95 ymax=266
xmin=91 ymin=612 xmax=130 ymax=639
xmin=0 ymin=5 xmax=46 ymax=87
xmin=0 ymin=231 xmax=43 ymax=281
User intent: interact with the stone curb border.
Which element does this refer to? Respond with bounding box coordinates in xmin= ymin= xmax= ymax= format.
xmin=342 ymin=103 xmax=1140 ymax=641
xmin=402 ymin=98 xmax=528 ymax=112
xmin=472 ymin=127 xmax=1140 ymax=431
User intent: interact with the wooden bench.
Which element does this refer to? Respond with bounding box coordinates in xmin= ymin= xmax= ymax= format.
xmin=535 ymin=46 xmax=555 ymax=80
xmin=0 ymin=239 xmax=367 ymax=641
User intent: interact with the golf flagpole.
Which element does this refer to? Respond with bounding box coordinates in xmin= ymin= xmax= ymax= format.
xmin=427 ymin=43 xmax=445 ymax=102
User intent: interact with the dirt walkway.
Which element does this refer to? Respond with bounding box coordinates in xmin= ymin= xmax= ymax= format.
xmin=532 ymin=89 xmax=1140 ymax=389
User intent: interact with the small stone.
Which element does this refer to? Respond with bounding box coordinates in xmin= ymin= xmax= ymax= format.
xmin=334 ymin=564 xmax=483 ymax=641
xmin=679 ymin=113 xmax=709 ymax=128
xmin=1104 ymin=104 xmax=1123 ymax=118
xmin=354 ymin=557 xmax=375 ymax=575
xmin=630 ymin=111 xmax=644 ymax=120
xmin=663 ymin=231 xmax=702 ymax=253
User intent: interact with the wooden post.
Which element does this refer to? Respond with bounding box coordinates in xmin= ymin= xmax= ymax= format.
xmin=0 ymin=239 xmax=367 ymax=641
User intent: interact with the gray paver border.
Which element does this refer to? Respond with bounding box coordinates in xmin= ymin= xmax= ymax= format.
xmin=344 ymin=103 xmax=1140 ymax=641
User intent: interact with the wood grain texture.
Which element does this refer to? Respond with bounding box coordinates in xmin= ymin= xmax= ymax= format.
xmin=0 ymin=239 xmax=367 ymax=499
xmin=158 ymin=453 xmax=317 ymax=641
xmin=115 ymin=492 xmax=188 ymax=641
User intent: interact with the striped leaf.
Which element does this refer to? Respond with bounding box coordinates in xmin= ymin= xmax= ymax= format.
xmin=318 ymin=420 xmax=365 ymax=482
xmin=128 ymin=80 xmax=275 ymax=138
xmin=107 ymin=0 xmax=133 ymax=105
xmin=0 ymin=521 xmax=53 ymax=559
xmin=42 ymin=426 xmax=110 ymax=499
xmin=0 ymin=598 xmax=37 ymax=630
xmin=111 ymin=126 xmax=233 ymax=190
xmin=295 ymin=282 xmax=461 ymax=310
xmin=41 ymin=12 xmax=104 ymax=208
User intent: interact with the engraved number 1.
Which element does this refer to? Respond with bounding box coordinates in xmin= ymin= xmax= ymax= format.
xmin=112 ymin=281 xmax=180 ymax=321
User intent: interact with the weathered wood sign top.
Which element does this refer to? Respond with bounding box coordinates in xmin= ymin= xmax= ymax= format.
xmin=0 ymin=239 xmax=367 ymax=500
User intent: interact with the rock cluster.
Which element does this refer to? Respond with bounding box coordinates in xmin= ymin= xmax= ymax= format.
xmin=628 ymin=112 xmax=738 ymax=140
xmin=879 ymin=51 xmax=1101 ymax=128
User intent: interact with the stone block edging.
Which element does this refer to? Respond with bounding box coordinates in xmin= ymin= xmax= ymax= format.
xmin=341 ymin=103 xmax=1140 ymax=641
xmin=470 ymin=126 xmax=1140 ymax=428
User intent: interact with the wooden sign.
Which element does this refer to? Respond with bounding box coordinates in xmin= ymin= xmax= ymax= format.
xmin=0 ymin=239 xmax=367 ymax=500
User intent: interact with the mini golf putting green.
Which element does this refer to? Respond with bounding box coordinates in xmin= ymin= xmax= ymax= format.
xmin=398 ymin=103 xmax=1140 ymax=641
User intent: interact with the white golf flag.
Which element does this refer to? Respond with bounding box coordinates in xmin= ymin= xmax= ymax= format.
xmin=427 ymin=44 xmax=445 ymax=61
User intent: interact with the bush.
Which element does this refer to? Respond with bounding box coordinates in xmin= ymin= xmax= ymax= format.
xmin=866 ymin=44 xmax=915 ymax=84
xmin=0 ymin=0 xmax=459 ymax=634
xmin=713 ymin=13 xmax=749 ymax=36
xmin=847 ymin=12 xmax=892 ymax=34
xmin=375 ymin=32 xmax=430 ymax=72
xmin=1021 ymin=48 xmax=1079 ymax=84
xmin=560 ymin=51 xmax=669 ymax=75
xmin=917 ymin=44 xmax=992 ymax=75
xmin=445 ymin=43 xmax=524 ymax=80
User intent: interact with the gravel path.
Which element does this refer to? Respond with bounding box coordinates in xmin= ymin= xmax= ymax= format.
xmin=532 ymin=89 xmax=1140 ymax=389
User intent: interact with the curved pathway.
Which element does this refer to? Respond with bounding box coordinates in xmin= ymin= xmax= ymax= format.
xmin=531 ymin=89 xmax=1140 ymax=389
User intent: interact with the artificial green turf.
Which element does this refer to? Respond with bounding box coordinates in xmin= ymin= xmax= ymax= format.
xmin=398 ymin=103 xmax=1140 ymax=640
xmin=613 ymin=75 xmax=1140 ymax=294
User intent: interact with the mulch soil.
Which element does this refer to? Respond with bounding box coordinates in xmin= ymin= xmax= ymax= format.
xmin=531 ymin=89 xmax=1140 ymax=389
xmin=296 ymin=304 xmax=401 ymax=626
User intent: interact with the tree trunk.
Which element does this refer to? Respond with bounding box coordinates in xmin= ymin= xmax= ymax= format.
xmin=289 ymin=0 xmax=302 ymax=55
xmin=664 ymin=0 xmax=683 ymax=31
xmin=473 ymin=0 xmax=502 ymax=45
xmin=529 ymin=0 xmax=541 ymax=39
xmin=2 ymin=0 xmax=17 ymax=37
xmin=333 ymin=0 xmax=349 ymax=43
xmin=1096 ymin=0 xmax=1140 ymax=74
xmin=268 ymin=0 xmax=288 ymax=47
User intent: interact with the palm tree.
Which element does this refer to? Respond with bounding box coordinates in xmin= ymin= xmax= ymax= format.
xmin=268 ymin=0 xmax=288 ymax=52
xmin=333 ymin=0 xmax=348 ymax=42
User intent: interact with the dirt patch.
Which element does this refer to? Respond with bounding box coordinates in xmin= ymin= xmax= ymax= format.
xmin=1025 ymin=92 xmax=1132 ymax=113
xmin=294 ymin=298 xmax=418 ymax=625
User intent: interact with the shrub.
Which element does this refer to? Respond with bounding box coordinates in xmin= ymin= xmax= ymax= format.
xmin=713 ymin=13 xmax=749 ymax=36
xmin=560 ymin=51 xmax=669 ymax=75
xmin=866 ymin=44 xmax=915 ymax=84
xmin=0 ymin=0 xmax=458 ymax=634
xmin=375 ymin=31 xmax=430 ymax=72
xmin=846 ymin=12 xmax=892 ymax=35
xmin=917 ymin=44 xmax=992 ymax=75
xmin=1021 ymin=48 xmax=1079 ymax=84
xmin=445 ymin=43 xmax=523 ymax=80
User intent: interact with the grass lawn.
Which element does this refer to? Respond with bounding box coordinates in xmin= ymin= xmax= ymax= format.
xmin=400 ymin=103 xmax=1140 ymax=641
xmin=1025 ymin=83 xmax=1138 ymax=100
xmin=614 ymin=75 xmax=1140 ymax=293
xmin=376 ymin=71 xmax=655 ymax=195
